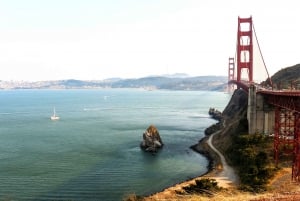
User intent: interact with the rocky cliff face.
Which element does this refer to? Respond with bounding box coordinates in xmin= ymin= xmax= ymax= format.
xmin=213 ymin=89 xmax=248 ymax=154
xmin=192 ymin=88 xmax=249 ymax=171
xmin=222 ymin=89 xmax=248 ymax=120
xmin=140 ymin=125 xmax=163 ymax=152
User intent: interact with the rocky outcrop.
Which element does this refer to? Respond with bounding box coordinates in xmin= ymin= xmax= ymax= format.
xmin=208 ymin=107 xmax=222 ymax=121
xmin=204 ymin=122 xmax=222 ymax=136
xmin=140 ymin=125 xmax=163 ymax=152
xmin=205 ymin=108 xmax=223 ymax=136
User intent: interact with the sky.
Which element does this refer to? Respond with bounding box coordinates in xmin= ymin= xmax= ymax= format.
xmin=0 ymin=0 xmax=299 ymax=81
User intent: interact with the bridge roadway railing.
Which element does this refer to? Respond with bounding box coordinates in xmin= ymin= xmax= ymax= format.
xmin=257 ymin=89 xmax=300 ymax=113
xmin=229 ymin=79 xmax=300 ymax=113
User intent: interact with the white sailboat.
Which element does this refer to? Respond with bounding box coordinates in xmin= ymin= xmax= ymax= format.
xmin=51 ymin=107 xmax=60 ymax=120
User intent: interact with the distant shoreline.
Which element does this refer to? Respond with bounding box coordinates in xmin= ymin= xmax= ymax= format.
xmin=0 ymin=76 xmax=227 ymax=91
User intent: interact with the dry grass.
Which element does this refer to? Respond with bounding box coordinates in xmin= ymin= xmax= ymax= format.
xmin=144 ymin=168 xmax=300 ymax=201
xmin=146 ymin=189 xmax=261 ymax=201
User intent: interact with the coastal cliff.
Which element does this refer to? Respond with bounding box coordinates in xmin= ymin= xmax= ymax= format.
xmin=191 ymin=89 xmax=248 ymax=173
xmin=205 ymin=63 xmax=300 ymax=176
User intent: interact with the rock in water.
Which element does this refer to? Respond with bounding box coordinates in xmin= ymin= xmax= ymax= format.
xmin=140 ymin=125 xmax=163 ymax=152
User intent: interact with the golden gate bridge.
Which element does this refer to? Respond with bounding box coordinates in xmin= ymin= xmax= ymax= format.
xmin=227 ymin=16 xmax=300 ymax=181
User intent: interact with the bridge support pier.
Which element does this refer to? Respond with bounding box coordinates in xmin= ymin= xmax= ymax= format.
xmin=248 ymin=84 xmax=257 ymax=134
xmin=247 ymin=85 xmax=275 ymax=135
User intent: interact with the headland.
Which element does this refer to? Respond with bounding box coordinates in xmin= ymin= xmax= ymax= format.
xmin=141 ymin=88 xmax=300 ymax=201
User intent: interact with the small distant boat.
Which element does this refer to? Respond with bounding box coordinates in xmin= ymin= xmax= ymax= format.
xmin=51 ymin=107 xmax=60 ymax=120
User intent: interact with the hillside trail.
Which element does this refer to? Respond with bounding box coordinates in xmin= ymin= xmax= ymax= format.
xmin=205 ymin=123 xmax=239 ymax=188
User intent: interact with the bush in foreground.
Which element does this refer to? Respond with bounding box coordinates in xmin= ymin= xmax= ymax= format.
xmin=181 ymin=178 xmax=222 ymax=196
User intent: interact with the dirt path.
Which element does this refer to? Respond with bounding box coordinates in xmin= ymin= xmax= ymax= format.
xmin=206 ymin=130 xmax=239 ymax=187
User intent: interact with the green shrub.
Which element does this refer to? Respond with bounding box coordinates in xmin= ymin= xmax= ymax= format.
xmin=226 ymin=133 xmax=277 ymax=192
xmin=182 ymin=178 xmax=222 ymax=196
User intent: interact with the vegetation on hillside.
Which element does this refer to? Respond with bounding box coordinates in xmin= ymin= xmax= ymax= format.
xmin=227 ymin=133 xmax=277 ymax=192
xmin=263 ymin=63 xmax=300 ymax=89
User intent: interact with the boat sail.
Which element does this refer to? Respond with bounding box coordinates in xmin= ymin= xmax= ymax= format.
xmin=51 ymin=107 xmax=60 ymax=120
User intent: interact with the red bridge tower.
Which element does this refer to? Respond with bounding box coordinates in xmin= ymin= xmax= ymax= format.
xmin=237 ymin=17 xmax=253 ymax=83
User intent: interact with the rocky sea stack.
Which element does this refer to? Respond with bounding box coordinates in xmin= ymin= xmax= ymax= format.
xmin=140 ymin=125 xmax=163 ymax=152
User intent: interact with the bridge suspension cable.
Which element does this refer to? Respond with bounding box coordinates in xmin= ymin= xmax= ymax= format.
xmin=252 ymin=23 xmax=273 ymax=86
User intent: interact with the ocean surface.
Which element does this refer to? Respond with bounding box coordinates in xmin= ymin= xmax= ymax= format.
xmin=0 ymin=89 xmax=230 ymax=201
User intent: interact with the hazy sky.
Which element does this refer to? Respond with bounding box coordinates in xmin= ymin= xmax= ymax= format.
xmin=0 ymin=0 xmax=299 ymax=81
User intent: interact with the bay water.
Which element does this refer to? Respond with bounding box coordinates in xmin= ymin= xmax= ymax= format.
xmin=0 ymin=89 xmax=230 ymax=200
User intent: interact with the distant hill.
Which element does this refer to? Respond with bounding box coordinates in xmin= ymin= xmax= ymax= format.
xmin=111 ymin=76 xmax=227 ymax=91
xmin=0 ymin=75 xmax=228 ymax=91
xmin=265 ymin=63 xmax=300 ymax=89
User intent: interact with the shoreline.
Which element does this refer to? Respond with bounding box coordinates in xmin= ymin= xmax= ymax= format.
xmin=145 ymin=139 xmax=300 ymax=201
xmin=144 ymin=126 xmax=225 ymax=199
xmin=190 ymin=136 xmax=222 ymax=175
xmin=144 ymin=108 xmax=235 ymax=199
